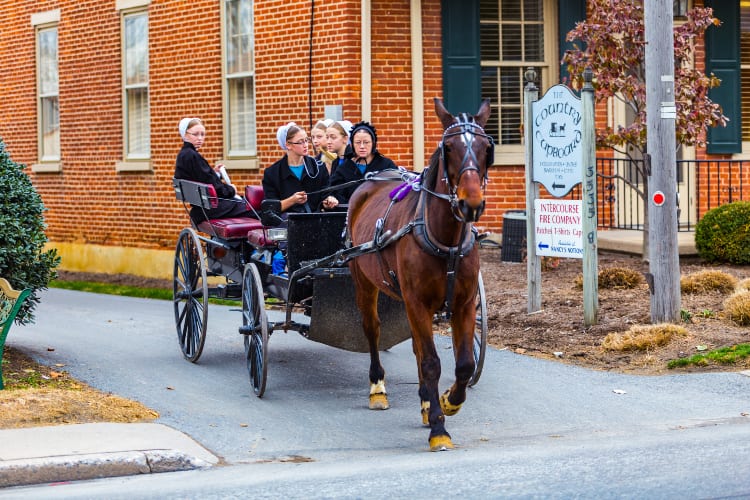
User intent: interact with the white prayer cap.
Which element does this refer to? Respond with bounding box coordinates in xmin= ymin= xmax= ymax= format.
xmin=276 ymin=122 xmax=298 ymax=150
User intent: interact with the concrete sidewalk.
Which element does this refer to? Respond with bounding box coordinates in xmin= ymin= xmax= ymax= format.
xmin=0 ymin=423 xmax=219 ymax=488
xmin=597 ymin=229 xmax=697 ymax=256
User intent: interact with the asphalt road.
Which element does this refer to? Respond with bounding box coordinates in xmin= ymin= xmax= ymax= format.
xmin=9 ymin=289 xmax=750 ymax=497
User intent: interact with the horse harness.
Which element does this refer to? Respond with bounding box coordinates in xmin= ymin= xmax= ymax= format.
xmin=357 ymin=116 xmax=492 ymax=317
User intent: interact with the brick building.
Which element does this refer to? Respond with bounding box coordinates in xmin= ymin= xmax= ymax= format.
xmin=0 ymin=0 xmax=746 ymax=278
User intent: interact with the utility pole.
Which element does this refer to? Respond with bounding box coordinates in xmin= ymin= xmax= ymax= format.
xmin=644 ymin=0 xmax=680 ymax=322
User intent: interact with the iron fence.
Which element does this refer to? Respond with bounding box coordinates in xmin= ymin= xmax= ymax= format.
xmin=566 ymin=158 xmax=750 ymax=232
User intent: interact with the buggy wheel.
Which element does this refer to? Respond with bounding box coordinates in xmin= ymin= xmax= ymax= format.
xmin=173 ymin=228 xmax=208 ymax=362
xmin=241 ymin=263 xmax=269 ymax=397
xmin=469 ymin=270 xmax=488 ymax=387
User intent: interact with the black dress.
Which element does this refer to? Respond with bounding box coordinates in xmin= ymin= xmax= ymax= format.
xmin=328 ymin=153 xmax=397 ymax=204
xmin=174 ymin=142 xmax=253 ymax=223
xmin=262 ymin=155 xmax=330 ymax=213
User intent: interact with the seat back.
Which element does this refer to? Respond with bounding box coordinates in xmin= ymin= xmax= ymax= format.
xmin=245 ymin=185 xmax=264 ymax=212
xmin=173 ymin=178 xmax=218 ymax=209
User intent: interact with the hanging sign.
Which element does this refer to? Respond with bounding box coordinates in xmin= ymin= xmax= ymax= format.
xmin=534 ymin=199 xmax=583 ymax=259
xmin=532 ymin=84 xmax=583 ymax=197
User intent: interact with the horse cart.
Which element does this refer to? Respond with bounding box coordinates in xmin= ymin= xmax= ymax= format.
xmin=171 ymin=176 xmax=488 ymax=398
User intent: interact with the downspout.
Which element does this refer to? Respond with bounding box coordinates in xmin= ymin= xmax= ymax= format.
xmin=308 ymin=0 xmax=315 ymax=129
xmin=410 ymin=0 xmax=425 ymax=171
xmin=361 ymin=0 xmax=372 ymax=121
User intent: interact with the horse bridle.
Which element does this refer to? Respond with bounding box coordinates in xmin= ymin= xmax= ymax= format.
xmin=423 ymin=116 xmax=494 ymax=220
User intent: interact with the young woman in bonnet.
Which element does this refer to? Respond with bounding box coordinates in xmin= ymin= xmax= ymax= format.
xmin=174 ymin=117 xmax=254 ymax=223
xmin=311 ymin=119 xmax=337 ymax=173
xmin=325 ymin=120 xmax=353 ymax=178
xmin=327 ymin=121 xmax=397 ymax=205
xmin=262 ymin=122 xmax=338 ymax=215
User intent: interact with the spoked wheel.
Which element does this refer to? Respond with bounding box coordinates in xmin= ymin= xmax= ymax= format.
xmin=241 ymin=263 xmax=269 ymax=397
xmin=173 ymin=228 xmax=208 ymax=362
xmin=469 ymin=270 xmax=488 ymax=387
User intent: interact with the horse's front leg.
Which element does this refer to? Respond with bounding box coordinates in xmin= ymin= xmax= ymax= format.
xmin=410 ymin=308 xmax=452 ymax=451
xmin=440 ymin=300 xmax=476 ymax=417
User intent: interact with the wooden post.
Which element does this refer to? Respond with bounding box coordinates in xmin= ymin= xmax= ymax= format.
xmin=644 ymin=0 xmax=680 ymax=322
xmin=524 ymin=67 xmax=541 ymax=313
xmin=581 ymin=67 xmax=598 ymax=326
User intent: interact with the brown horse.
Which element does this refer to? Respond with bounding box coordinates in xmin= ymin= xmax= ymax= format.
xmin=347 ymin=98 xmax=493 ymax=451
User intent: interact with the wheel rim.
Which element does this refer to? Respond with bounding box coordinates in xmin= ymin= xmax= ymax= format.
xmin=173 ymin=229 xmax=208 ymax=362
xmin=469 ymin=270 xmax=488 ymax=387
xmin=242 ymin=263 xmax=268 ymax=397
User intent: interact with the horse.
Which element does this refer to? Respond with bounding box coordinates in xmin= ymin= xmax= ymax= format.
xmin=346 ymin=98 xmax=493 ymax=451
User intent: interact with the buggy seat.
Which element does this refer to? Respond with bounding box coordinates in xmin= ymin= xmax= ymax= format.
xmin=173 ymin=179 xmax=270 ymax=244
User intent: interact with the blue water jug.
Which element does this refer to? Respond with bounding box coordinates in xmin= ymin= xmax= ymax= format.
xmin=272 ymin=250 xmax=286 ymax=275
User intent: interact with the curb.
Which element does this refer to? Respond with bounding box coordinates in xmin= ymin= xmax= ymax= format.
xmin=0 ymin=449 xmax=212 ymax=488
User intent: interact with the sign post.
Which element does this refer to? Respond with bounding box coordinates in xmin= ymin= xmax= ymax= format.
xmin=524 ymin=68 xmax=541 ymax=313
xmin=524 ymin=73 xmax=598 ymax=322
xmin=581 ymin=68 xmax=599 ymax=326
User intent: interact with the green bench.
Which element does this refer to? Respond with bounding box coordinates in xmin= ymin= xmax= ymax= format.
xmin=0 ymin=278 xmax=32 ymax=390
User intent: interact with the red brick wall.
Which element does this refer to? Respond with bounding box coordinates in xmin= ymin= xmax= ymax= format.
xmin=0 ymin=0 xmax=720 ymax=263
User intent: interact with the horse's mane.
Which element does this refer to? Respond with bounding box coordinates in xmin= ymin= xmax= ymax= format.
xmin=423 ymin=148 xmax=441 ymax=190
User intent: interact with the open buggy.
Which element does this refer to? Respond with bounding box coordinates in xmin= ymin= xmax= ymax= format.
xmin=171 ymin=176 xmax=487 ymax=398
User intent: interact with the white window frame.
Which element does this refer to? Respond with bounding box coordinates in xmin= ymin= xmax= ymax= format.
xmin=116 ymin=3 xmax=151 ymax=172
xmin=31 ymin=10 xmax=61 ymax=173
xmin=220 ymin=0 xmax=258 ymax=170
xmin=480 ymin=0 xmax=557 ymax=166
xmin=737 ymin=2 xmax=750 ymax=159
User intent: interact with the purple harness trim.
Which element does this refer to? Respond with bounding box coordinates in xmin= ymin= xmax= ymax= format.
xmin=389 ymin=178 xmax=420 ymax=202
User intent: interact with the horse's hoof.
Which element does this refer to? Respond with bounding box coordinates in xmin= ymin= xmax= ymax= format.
xmin=369 ymin=393 xmax=390 ymax=410
xmin=421 ymin=401 xmax=430 ymax=426
xmin=429 ymin=435 xmax=454 ymax=451
xmin=440 ymin=390 xmax=462 ymax=416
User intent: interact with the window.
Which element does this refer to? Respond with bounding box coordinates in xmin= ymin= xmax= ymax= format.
xmin=122 ymin=10 xmax=150 ymax=161
xmin=479 ymin=0 xmax=555 ymax=160
xmin=37 ymin=25 xmax=59 ymax=163
xmin=223 ymin=0 xmax=257 ymax=160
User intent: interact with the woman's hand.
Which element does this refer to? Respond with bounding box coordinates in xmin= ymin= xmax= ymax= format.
xmin=322 ymin=196 xmax=339 ymax=210
xmin=291 ymin=191 xmax=308 ymax=206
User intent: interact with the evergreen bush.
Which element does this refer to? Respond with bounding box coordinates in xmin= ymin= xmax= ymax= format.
xmin=695 ymin=201 xmax=750 ymax=264
xmin=0 ymin=138 xmax=60 ymax=324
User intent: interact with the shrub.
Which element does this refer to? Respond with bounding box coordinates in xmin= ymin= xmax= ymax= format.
xmin=695 ymin=201 xmax=750 ymax=264
xmin=723 ymin=290 xmax=750 ymax=326
xmin=602 ymin=324 xmax=688 ymax=351
xmin=680 ymin=270 xmax=737 ymax=294
xmin=0 ymin=138 xmax=60 ymax=324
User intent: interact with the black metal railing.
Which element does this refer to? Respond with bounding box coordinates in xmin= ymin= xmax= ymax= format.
xmin=567 ymin=158 xmax=750 ymax=232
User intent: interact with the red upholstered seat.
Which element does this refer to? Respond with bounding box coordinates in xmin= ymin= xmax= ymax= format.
xmin=198 ymin=217 xmax=265 ymax=240
xmin=247 ymin=228 xmax=271 ymax=247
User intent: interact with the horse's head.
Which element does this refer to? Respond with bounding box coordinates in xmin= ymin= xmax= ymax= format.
xmin=434 ymin=98 xmax=493 ymax=223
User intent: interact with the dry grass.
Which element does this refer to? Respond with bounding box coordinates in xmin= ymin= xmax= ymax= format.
xmin=681 ymin=270 xmax=738 ymax=294
xmin=574 ymin=266 xmax=644 ymax=290
xmin=0 ymin=346 xmax=158 ymax=429
xmin=736 ymin=278 xmax=750 ymax=292
xmin=601 ymin=323 xmax=689 ymax=352
xmin=723 ymin=290 xmax=750 ymax=326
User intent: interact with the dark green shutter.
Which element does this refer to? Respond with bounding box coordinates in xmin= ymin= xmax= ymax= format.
xmin=558 ymin=0 xmax=586 ymax=84
xmin=441 ymin=0 xmax=481 ymax=115
xmin=705 ymin=0 xmax=741 ymax=154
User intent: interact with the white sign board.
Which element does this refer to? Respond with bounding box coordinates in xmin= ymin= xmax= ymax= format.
xmin=532 ymin=84 xmax=583 ymax=197
xmin=534 ymin=199 xmax=583 ymax=259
